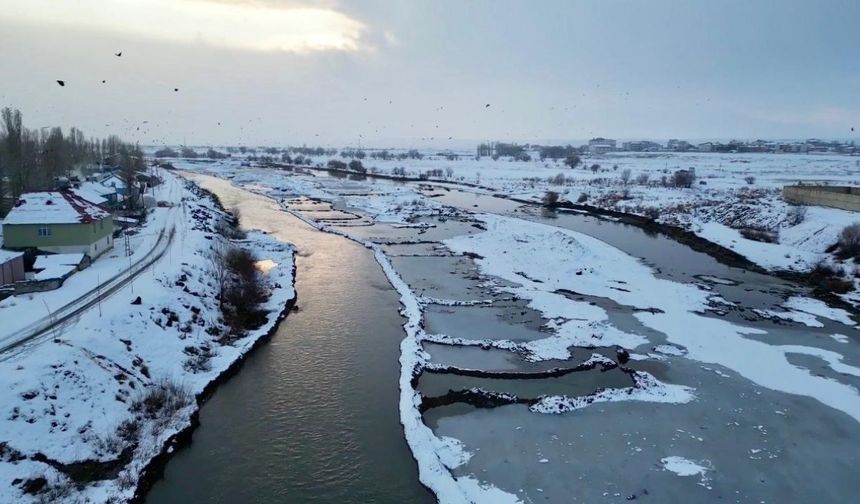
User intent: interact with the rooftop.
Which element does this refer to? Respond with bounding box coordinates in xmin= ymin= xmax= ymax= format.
xmin=2 ymin=192 xmax=111 ymax=226
xmin=0 ymin=248 xmax=23 ymax=263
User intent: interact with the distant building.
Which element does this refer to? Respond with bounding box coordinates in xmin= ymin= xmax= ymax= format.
xmin=697 ymin=142 xmax=714 ymax=152
xmin=588 ymin=137 xmax=617 ymax=154
xmin=667 ymin=139 xmax=693 ymax=151
xmin=622 ymin=140 xmax=662 ymax=152
xmin=1 ymin=192 xmax=114 ymax=258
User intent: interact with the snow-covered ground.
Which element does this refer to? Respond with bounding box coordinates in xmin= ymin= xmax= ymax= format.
xmin=0 ymin=171 xmax=295 ymax=503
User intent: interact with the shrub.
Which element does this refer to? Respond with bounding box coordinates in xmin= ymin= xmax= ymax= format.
xmin=327 ymin=159 xmax=347 ymax=170
xmin=548 ymin=172 xmax=567 ymax=185
xmin=542 ymin=191 xmax=560 ymax=206
xmin=131 ymin=377 xmax=192 ymax=423
xmin=809 ymin=260 xmax=853 ymax=294
xmin=670 ymin=169 xmax=695 ymax=188
xmin=740 ymin=227 xmax=778 ymax=243
xmin=589 ymin=163 xmax=600 ymax=173
xmin=348 ymin=159 xmax=366 ymax=173
xmin=744 ymin=175 xmax=756 ymax=185
xmin=222 ymin=247 xmax=267 ymax=333
xmin=785 ymin=205 xmax=807 ymax=226
xmin=576 ymin=192 xmax=589 ymax=204
xmin=837 ymin=223 xmax=860 ymax=260
xmin=643 ymin=207 xmax=660 ymax=220
xmin=563 ymin=155 xmax=581 ymax=169
xmin=620 ymin=168 xmax=632 ymax=185
xmin=636 ymin=173 xmax=649 ymax=185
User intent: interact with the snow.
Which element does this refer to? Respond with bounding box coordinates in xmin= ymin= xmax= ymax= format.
xmin=784 ymin=296 xmax=856 ymax=326
xmin=0 ymin=248 xmax=23 ymax=263
xmin=661 ymin=456 xmax=709 ymax=478
xmin=32 ymin=253 xmax=85 ymax=280
xmin=71 ymin=184 xmax=109 ymax=206
xmin=0 ymin=171 xmax=296 ymax=503
xmin=2 ymin=191 xmax=110 ymax=225
xmin=442 ymin=212 xmax=860 ymax=423
xmin=753 ymin=308 xmax=824 ymax=328
xmin=831 ymin=334 xmax=850 ymax=344
xmin=531 ymin=371 xmax=695 ymax=414
xmin=433 ymin=435 xmax=473 ymax=470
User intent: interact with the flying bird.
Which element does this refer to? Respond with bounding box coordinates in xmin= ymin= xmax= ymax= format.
xmin=485 ymin=103 xmax=490 ymax=108
xmin=56 ymin=80 xmax=65 ymax=86
xmin=101 ymin=80 xmax=106 ymax=84
xmin=115 ymin=52 xmax=122 ymax=57
xmin=174 ymin=88 xmax=179 ymax=92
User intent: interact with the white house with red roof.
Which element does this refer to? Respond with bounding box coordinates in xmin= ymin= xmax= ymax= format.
xmin=0 ymin=192 xmax=115 ymax=258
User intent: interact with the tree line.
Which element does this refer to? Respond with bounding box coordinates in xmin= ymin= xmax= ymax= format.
xmin=0 ymin=107 xmax=144 ymax=213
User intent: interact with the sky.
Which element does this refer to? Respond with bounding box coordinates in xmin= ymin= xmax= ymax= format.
xmin=0 ymin=0 xmax=857 ymax=148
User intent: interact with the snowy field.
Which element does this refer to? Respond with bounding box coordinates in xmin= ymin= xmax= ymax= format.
xmin=0 ymin=172 xmax=295 ymax=503
xmin=176 ymin=159 xmax=860 ymax=504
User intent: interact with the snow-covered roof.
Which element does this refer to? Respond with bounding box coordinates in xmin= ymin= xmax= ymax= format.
xmin=33 ymin=253 xmax=84 ymax=270
xmin=2 ymin=192 xmax=111 ymax=225
xmin=81 ymin=181 xmax=116 ymax=196
xmin=0 ymin=248 xmax=23 ymax=264
xmin=71 ymin=185 xmax=108 ymax=206
xmin=102 ymin=175 xmax=127 ymax=190
xmin=33 ymin=253 xmax=84 ymax=280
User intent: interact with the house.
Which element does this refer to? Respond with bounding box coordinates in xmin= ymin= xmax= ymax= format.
xmin=588 ymin=137 xmax=617 ymax=154
xmin=1 ymin=192 xmax=114 ymax=259
xmin=102 ymin=174 xmax=129 ymax=196
xmin=0 ymin=249 xmax=25 ymax=287
xmin=622 ymin=140 xmax=662 ymax=152
xmin=72 ymin=182 xmax=118 ymax=208
xmin=667 ymin=139 xmax=693 ymax=151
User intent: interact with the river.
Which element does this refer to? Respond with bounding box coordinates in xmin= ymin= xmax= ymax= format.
xmin=147 ymin=168 xmax=860 ymax=503
xmin=146 ymin=176 xmax=433 ymax=503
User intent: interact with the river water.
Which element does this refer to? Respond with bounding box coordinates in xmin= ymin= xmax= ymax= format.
xmin=147 ymin=169 xmax=860 ymax=504
xmin=146 ymin=176 xmax=433 ymax=503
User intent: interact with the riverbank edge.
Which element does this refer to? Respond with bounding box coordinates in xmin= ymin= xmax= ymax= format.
xmin=129 ymin=179 xmax=299 ymax=504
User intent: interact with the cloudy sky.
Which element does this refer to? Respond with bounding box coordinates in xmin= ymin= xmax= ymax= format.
xmin=0 ymin=0 xmax=857 ymax=147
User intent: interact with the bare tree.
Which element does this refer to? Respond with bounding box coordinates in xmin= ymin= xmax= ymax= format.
xmin=1 ymin=107 xmax=23 ymax=199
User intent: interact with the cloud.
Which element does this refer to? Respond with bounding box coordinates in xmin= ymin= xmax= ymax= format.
xmin=0 ymin=0 xmax=367 ymax=53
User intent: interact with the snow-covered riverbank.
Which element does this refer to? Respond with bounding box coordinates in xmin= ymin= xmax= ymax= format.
xmin=0 ymin=172 xmax=295 ymax=503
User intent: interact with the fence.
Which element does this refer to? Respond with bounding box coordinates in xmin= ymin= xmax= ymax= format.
xmin=783 ymin=185 xmax=860 ymax=212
